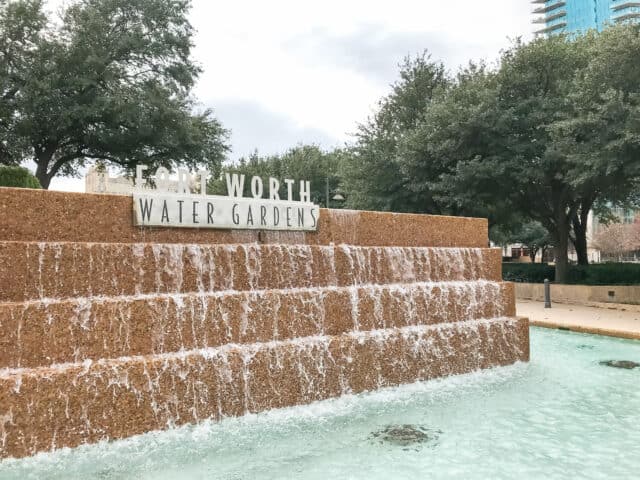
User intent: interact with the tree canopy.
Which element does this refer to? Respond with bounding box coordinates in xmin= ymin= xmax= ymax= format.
xmin=0 ymin=0 xmax=228 ymax=188
xmin=339 ymin=25 xmax=640 ymax=283
xmin=340 ymin=53 xmax=448 ymax=213
xmin=210 ymin=145 xmax=345 ymax=207
xmin=415 ymin=34 xmax=593 ymax=282
xmin=496 ymin=221 xmax=553 ymax=263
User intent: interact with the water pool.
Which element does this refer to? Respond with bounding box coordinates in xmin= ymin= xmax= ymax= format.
xmin=1 ymin=327 xmax=638 ymax=480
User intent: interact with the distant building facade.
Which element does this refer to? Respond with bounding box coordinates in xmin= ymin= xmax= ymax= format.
xmin=85 ymin=166 xmax=199 ymax=195
xmin=85 ymin=166 xmax=135 ymax=195
xmin=532 ymin=0 xmax=640 ymax=36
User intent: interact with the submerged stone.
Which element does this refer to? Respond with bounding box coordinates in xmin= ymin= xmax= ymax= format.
xmin=600 ymin=360 xmax=640 ymax=369
xmin=370 ymin=424 xmax=441 ymax=447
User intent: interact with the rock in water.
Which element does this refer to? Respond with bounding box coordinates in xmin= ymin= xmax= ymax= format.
xmin=370 ymin=424 xmax=441 ymax=447
xmin=600 ymin=360 xmax=640 ymax=369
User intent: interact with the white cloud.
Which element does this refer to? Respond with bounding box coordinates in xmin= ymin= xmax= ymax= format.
xmin=192 ymin=0 xmax=532 ymax=145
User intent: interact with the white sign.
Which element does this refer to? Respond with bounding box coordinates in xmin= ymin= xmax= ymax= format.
xmin=132 ymin=167 xmax=320 ymax=231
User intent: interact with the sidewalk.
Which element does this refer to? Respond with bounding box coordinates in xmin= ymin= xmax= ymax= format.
xmin=517 ymin=299 xmax=640 ymax=340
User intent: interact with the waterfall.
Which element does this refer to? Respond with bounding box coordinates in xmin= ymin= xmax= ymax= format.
xmin=0 ymin=209 xmax=527 ymax=459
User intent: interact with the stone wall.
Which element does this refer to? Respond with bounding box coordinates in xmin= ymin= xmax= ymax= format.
xmin=515 ymin=282 xmax=640 ymax=305
xmin=0 ymin=188 xmax=488 ymax=246
xmin=0 ymin=188 xmax=528 ymax=459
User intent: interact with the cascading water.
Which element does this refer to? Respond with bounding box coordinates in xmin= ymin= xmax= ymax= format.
xmin=4 ymin=242 xmax=499 ymax=302
xmin=0 ymin=203 xmax=528 ymax=460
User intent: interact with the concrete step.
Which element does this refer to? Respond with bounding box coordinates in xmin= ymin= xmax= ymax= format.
xmin=0 ymin=317 xmax=529 ymax=459
xmin=0 ymin=281 xmax=514 ymax=369
xmin=0 ymin=242 xmax=502 ymax=302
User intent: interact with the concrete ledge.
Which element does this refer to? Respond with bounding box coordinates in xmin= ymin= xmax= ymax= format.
xmin=0 ymin=188 xmax=488 ymax=247
xmin=530 ymin=319 xmax=640 ymax=340
xmin=515 ymin=282 xmax=640 ymax=306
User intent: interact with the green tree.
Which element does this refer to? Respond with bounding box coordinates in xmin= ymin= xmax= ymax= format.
xmin=0 ymin=0 xmax=228 ymax=188
xmin=341 ymin=52 xmax=448 ymax=212
xmin=550 ymin=26 xmax=640 ymax=265
xmin=399 ymin=63 xmax=521 ymax=228
xmin=433 ymin=28 xmax=640 ymax=281
xmin=339 ymin=25 xmax=640 ymax=282
xmin=210 ymin=145 xmax=345 ymax=207
xmin=509 ymin=221 xmax=553 ymax=263
xmin=0 ymin=165 xmax=41 ymax=187
xmin=402 ymin=35 xmax=593 ymax=282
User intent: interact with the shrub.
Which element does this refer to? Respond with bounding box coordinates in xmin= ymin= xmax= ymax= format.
xmin=566 ymin=263 xmax=640 ymax=285
xmin=503 ymin=262 xmax=640 ymax=285
xmin=0 ymin=166 xmax=41 ymax=189
xmin=502 ymin=263 xmax=556 ymax=283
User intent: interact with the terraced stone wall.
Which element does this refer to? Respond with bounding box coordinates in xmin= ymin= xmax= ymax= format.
xmin=0 ymin=188 xmax=529 ymax=459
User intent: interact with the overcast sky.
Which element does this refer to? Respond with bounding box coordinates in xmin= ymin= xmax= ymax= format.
xmin=47 ymin=0 xmax=533 ymax=191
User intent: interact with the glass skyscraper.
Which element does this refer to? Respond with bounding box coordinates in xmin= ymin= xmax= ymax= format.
xmin=532 ymin=0 xmax=640 ymax=36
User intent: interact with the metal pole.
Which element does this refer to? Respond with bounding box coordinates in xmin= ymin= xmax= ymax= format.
xmin=544 ymin=278 xmax=551 ymax=308
xmin=326 ymin=177 xmax=330 ymax=209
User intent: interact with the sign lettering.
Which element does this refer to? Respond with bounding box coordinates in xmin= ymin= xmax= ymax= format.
xmin=132 ymin=167 xmax=320 ymax=231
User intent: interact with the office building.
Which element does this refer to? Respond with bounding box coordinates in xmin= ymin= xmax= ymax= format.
xmin=532 ymin=0 xmax=640 ymax=36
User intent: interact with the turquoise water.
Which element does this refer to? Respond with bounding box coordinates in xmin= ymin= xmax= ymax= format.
xmin=1 ymin=327 xmax=639 ymax=480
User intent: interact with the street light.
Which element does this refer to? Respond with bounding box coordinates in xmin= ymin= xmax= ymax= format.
xmin=325 ymin=177 xmax=345 ymax=208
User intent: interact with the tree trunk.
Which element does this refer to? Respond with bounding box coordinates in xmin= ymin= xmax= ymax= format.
xmin=554 ymin=213 xmax=570 ymax=284
xmin=34 ymin=148 xmax=55 ymax=189
xmin=572 ymin=227 xmax=589 ymax=265
xmin=34 ymin=162 xmax=52 ymax=189
xmin=571 ymin=198 xmax=594 ymax=266
xmin=571 ymin=214 xmax=589 ymax=266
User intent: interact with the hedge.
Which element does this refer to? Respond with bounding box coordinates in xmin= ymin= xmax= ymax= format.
xmin=0 ymin=166 xmax=41 ymax=189
xmin=503 ymin=262 xmax=640 ymax=285
xmin=502 ymin=263 xmax=556 ymax=283
xmin=565 ymin=264 xmax=640 ymax=285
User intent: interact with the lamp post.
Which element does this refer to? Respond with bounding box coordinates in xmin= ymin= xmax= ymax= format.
xmin=326 ymin=176 xmax=345 ymax=209
xmin=326 ymin=177 xmax=330 ymax=209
